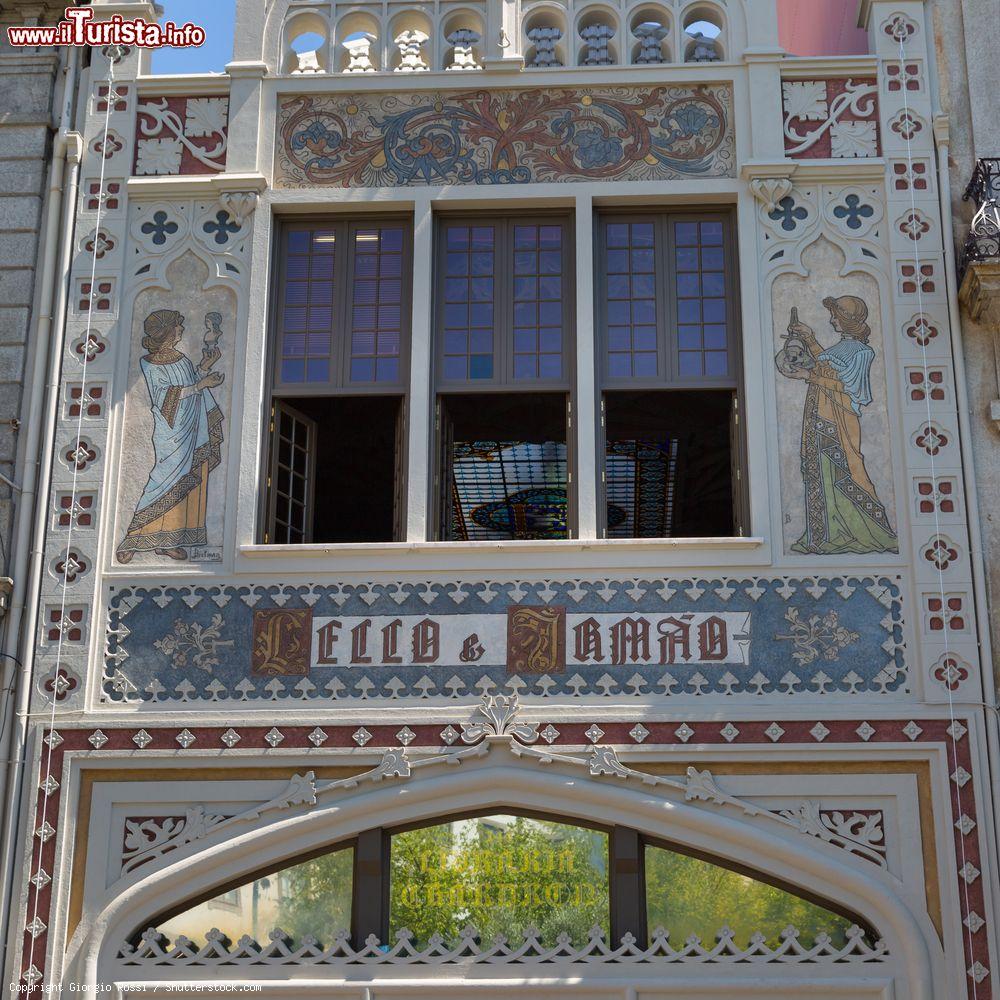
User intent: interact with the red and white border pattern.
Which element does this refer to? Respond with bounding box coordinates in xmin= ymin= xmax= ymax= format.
xmin=19 ymin=718 xmax=990 ymax=995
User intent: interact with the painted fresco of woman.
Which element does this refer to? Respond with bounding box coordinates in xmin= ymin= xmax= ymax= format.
xmin=116 ymin=309 xmax=224 ymax=562
xmin=778 ymin=295 xmax=898 ymax=555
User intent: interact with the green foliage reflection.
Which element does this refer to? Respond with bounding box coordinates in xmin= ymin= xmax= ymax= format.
xmin=390 ymin=815 xmax=609 ymax=946
xmin=274 ymin=847 xmax=353 ymax=941
xmin=644 ymin=844 xmax=854 ymax=948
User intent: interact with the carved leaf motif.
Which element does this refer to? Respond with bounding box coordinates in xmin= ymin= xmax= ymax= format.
xmin=135 ymin=138 xmax=183 ymax=175
xmin=184 ymin=97 xmax=229 ymax=138
xmin=830 ymin=120 xmax=878 ymax=158
xmin=782 ymin=81 xmax=828 ymax=121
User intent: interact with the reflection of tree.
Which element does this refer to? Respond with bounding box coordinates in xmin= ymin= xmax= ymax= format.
xmin=644 ymin=846 xmax=853 ymax=948
xmin=274 ymin=848 xmax=352 ymax=942
xmin=390 ymin=818 xmax=609 ymax=946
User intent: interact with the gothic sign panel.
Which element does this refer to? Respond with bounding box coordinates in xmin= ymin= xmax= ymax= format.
xmin=103 ymin=576 xmax=904 ymax=704
xmin=274 ymin=85 xmax=736 ymax=188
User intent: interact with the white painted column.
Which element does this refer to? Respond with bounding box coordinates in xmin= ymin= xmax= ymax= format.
xmin=574 ymin=193 xmax=599 ymax=539
xmin=406 ymin=197 xmax=434 ymax=541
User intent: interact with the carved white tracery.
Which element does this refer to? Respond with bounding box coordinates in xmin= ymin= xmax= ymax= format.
xmin=291 ymin=49 xmax=322 ymax=74
xmin=580 ymin=23 xmax=615 ymax=65
xmin=121 ymin=923 xmax=887 ymax=968
xmin=116 ymin=695 xmax=891 ymax=880
xmin=633 ymin=21 xmax=667 ymax=63
xmin=446 ymin=28 xmax=481 ymax=70
xmin=343 ymin=33 xmax=376 ymax=73
xmin=527 ymin=25 xmax=562 ymax=66
xmin=394 ymin=29 xmax=430 ymax=71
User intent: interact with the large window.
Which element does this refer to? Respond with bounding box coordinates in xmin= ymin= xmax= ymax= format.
xmin=435 ymin=215 xmax=575 ymax=541
xmin=598 ymin=212 xmax=746 ymax=538
xmin=143 ymin=815 xmax=866 ymax=953
xmin=263 ymin=220 xmax=411 ymax=544
xmin=260 ymin=209 xmax=748 ymax=545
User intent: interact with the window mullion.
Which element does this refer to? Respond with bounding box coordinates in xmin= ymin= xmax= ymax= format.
xmin=573 ymin=194 xmax=598 ymax=539
xmin=659 ymin=215 xmax=675 ymax=386
xmin=334 ymin=220 xmax=350 ymax=390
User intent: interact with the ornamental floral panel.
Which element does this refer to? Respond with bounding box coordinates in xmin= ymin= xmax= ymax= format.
xmin=133 ymin=96 xmax=229 ymax=175
xmin=103 ymin=575 xmax=904 ymax=704
xmin=782 ymin=79 xmax=879 ymax=159
xmin=274 ymin=85 xmax=735 ymax=187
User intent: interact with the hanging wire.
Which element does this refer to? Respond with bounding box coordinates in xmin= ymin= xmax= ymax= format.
xmin=895 ymin=34 xmax=980 ymax=999
xmin=21 ymin=52 xmax=118 ymax=987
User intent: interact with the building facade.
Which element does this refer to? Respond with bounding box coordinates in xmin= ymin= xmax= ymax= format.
xmin=3 ymin=0 xmax=1000 ymax=998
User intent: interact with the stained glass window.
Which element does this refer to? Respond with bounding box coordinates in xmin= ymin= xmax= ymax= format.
xmin=443 ymin=225 xmax=496 ymax=380
xmin=674 ymin=219 xmax=730 ymax=379
xmin=605 ymin=221 xmax=658 ymax=378
xmin=605 ymin=438 xmax=679 ymax=538
xmin=450 ymin=440 xmax=568 ymax=541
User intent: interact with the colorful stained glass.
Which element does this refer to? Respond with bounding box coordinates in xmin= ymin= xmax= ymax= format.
xmin=605 ymin=438 xmax=679 ymax=538
xmin=449 ymin=441 xmax=568 ymax=540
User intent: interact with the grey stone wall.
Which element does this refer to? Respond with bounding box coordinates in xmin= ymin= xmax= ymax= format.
xmin=932 ymin=0 xmax=1000 ymax=684
xmin=0 ymin=15 xmax=59 ymax=576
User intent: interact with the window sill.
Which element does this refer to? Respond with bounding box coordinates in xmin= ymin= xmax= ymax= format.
xmin=237 ymin=536 xmax=768 ymax=573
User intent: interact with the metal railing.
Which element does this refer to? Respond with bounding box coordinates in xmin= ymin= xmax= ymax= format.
xmin=961 ymin=157 xmax=1000 ymax=276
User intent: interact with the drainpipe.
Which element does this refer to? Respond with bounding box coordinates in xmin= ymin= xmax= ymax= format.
xmin=0 ymin=41 xmax=82 ymax=980
xmin=933 ymin=118 xmax=1000 ymax=868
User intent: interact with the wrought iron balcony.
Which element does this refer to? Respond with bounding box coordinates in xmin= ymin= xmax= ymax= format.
xmin=960 ymin=157 xmax=1000 ymax=276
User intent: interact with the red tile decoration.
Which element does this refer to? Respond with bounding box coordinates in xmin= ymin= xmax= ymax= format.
xmin=782 ymin=78 xmax=880 ymax=158
xmin=133 ymin=95 xmax=229 ymax=176
xmin=17 ymin=718 xmax=992 ymax=998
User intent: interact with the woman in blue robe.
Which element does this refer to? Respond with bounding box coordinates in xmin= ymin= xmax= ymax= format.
xmin=117 ymin=309 xmax=224 ymax=562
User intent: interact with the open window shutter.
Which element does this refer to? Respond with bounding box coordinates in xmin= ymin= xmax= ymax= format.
xmin=729 ymin=391 xmax=749 ymax=537
xmin=597 ymin=394 xmax=608 ymax=537
xmin=393 ymin=398 xmax=407 ymax=541
xmin=266 ymin=400 xmax=317 ymax=544
xmin=435 ymin=399 xmax=455 ymax=540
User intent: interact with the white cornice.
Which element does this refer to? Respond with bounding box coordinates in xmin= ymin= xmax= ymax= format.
xmin=780 ymin=56 xmax=879 ymax=79
xmin=126 ymin=171 xmax=267 ymax=198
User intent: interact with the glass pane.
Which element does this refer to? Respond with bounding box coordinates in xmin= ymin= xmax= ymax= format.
xmin=279 ymin=227 xmax=334 ymax=385
xmin=645 ymin=843 xmax=855 ymax=948
xmin=603 ymin=220 xmax=658 ymax=379
xmin=349 ymin=225 xmax=405 ymax=384
xmin=156 ymin=848 xmax=353 ymax=947
xmin=390 ymin=816 xmax=608 ymax=947
xmin=509 ymin=224 xmax=564 ymax=381
xmin=441 ymin=225 xmax=496 ymax=380
xmin=672 ymin=219 xmax=730 ymax=381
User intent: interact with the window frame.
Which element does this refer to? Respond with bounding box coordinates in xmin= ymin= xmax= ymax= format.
xmin=259 ymin=216 xmax=414 ymax=545
xmin=434 ymin=213 xmax=576 ymax=392
xmin=271 ymin=216 xmax=414 ymax=397
xmin=596 ymin=208 xmax=747 ymax=539
xmin=137 ymin=815 xmax=877 ymax=953
xmin=596 ymin=209 xmax=742 ymax=391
